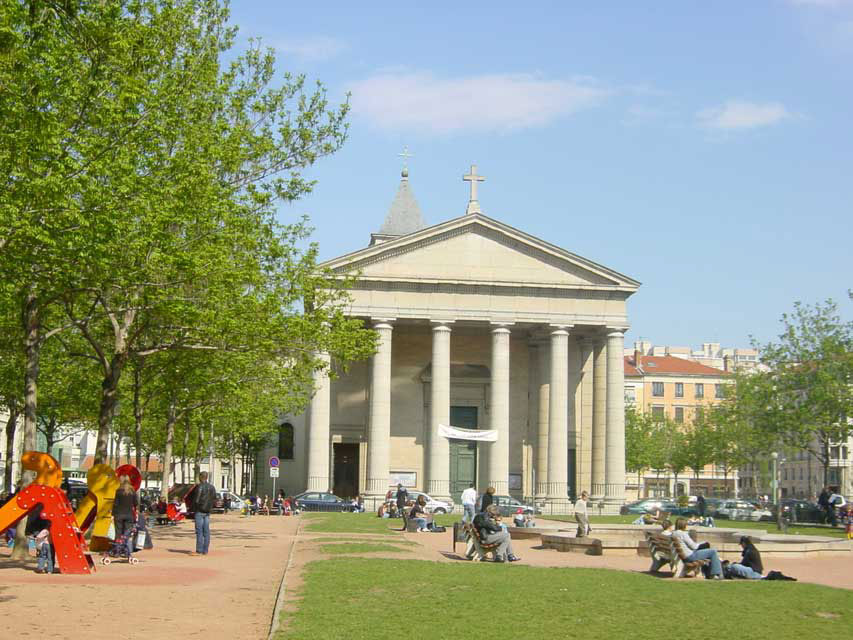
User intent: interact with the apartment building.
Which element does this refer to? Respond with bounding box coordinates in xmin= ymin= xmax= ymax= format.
xmin=626 ymin=340 xmax=762 ymax=373
xmin=624 ymin=349 xmax=737 ymax=498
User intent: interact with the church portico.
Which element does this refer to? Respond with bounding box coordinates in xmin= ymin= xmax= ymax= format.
xmin=296 ymin=163 xmax=639 ymax=513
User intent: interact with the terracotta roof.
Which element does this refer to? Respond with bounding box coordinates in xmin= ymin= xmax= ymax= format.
xmin=79 ymin=455 xmax=163 ymax=473
xmin=624 ymin=355 xmax=728 ymax=377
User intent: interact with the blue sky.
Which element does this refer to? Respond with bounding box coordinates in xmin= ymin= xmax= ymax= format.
xmin=228 ymin=0 xmax=852 ymax=349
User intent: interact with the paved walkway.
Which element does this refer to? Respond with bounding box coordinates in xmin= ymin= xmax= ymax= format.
xmin=2 ymin=514 xmax=851 ymax=640
xmin=1 ymin=514 xmax=298 ymax=639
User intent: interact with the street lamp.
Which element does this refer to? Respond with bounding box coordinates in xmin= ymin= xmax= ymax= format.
xmin=771 ymin=452 xmax=778 ymax=507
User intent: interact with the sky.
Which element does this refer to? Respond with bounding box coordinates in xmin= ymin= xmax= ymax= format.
xmin=226 ymin=0 xmax=853 ymax=350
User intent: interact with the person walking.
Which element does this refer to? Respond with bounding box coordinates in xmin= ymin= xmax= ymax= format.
xmin=818 ymin=487 xmax=831 ymax=525
xmin=461 ymin=483 xmax=477 ymax=524
xmin=395 ymin=483 xmax=409 ymax=531
xmin=112 ymin=475 xmax=138 ymax=555
xmin=696 ymin=494 xmax=706 ymax=518
xmin=190 ymin=472 xmax=216 ymax=556
xmin=574 ymin=491 xmax=590 ymax=537
xmin=480 ymin=486 xmax=496 ymax=513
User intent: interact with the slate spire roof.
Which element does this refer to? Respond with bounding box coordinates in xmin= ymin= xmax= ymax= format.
xmin=378 ymin=167 xmax=427 ymax=236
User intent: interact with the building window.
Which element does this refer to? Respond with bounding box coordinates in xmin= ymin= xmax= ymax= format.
xmin=652 ymin=382 xmax=664 ymax=397
xmin=675 ymin=383 xmax=684 ymax=398
xmin=714 ymin=384 xmax=724 ymax=398
xmin=278 ymin=423 xmax=294 ymax=460
xmin=695 ymin=383 xmax=704 ymax=398
xmin=674 ymin=407 xmax=684 ymax=423
xmin=651 ymin=406 xmax=665 ymax=421
xmin=624 ymin=387 xmax=636 ymax=403
xmin=843 ymin=447 xmax=848 ymax=460
xmin=831 ymin=446 xmax=840 ymax=460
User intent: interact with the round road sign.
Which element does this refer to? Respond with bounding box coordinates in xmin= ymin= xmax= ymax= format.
xmin=269 ymin=456 xmax=280 ymax=468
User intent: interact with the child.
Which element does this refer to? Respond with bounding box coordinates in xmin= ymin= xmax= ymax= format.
xmin=35 ymin=528 xmax=54 ymax=574
xmin=843 ymin=504 xmax=853 ymax=540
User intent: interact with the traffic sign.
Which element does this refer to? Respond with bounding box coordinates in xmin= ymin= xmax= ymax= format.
xmin=270 ymin=467 xmax=279 ymax=478
xmin=269 ymin=456 xmax=280 ymax=468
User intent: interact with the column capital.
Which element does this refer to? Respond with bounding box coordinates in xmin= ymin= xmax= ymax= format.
xmin=606 ymin=327 xmax=627 ymax=338
xmin=549 ymin=324 xmax=573 ymax=337
xmin=430 ymin=320 xmax=454 ymax=330
xmin=490 ymin=324 xmax=512 ymax=335
xmin=371 ymin=319 xmax=395 ymax=331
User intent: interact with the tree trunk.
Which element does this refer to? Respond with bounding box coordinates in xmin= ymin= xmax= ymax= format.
xmin=144 ymin=452 xmax=151 ymax=489
xmin=159 ymin=403 xmax=178 ymax=501
xmin=180 ymin=421 xmax=190 ymax=483
xmin=95 ymin=352 xmax=128 ymax=464
xmin=3 ymin=400 xmax=18 ymax=492
xmin=193 ymin=422 xmax=203 ymax=482
xmin=133 ymin=363 xmax=143 ymax=470
xmin=12 ymin=292 xmax=41 ymax=560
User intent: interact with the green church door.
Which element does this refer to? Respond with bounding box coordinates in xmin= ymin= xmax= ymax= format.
xmin=449 ymin=406 xmax=478 ymax=504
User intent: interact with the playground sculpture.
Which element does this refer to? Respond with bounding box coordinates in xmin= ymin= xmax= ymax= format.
xmin=0 ymin=452 xmax=146 ymax=574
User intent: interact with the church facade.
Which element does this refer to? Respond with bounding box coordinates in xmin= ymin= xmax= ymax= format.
xmin=261 ymin=166 xmax=640 ymax=512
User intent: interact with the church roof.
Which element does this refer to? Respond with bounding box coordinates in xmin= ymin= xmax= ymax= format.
xmin=377 ymin=168 xmax=427 ymax=237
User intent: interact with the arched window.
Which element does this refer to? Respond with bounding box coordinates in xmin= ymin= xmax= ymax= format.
xmin=278 ymin=423 xmax=294 ymax=460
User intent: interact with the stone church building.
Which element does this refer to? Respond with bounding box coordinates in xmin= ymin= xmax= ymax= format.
xmin=259 ymin=165 xmax=639 ymax=511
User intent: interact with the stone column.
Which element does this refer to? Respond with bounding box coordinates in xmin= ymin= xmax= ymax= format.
xmin=605 ymin=329 xmax=627 ymax=507
xmin=591 ymin=338 xmax=607 ymax=499
xmin=427 ymin=322 xmax=452 ymax=500
xmin=578 ymin=338 xmax=594 ymax=495
xmin=487 ymin=325 xmax=511 ymax=494
xmin=306 ymin=351 xmax=331 ymax=491
xmin=366 ymin=322 xmax=393 ymax=498
xmin=546 ymin=326 xmax=570 ymax=507
xmin=535 ymin=339 xmax=550 ymax=498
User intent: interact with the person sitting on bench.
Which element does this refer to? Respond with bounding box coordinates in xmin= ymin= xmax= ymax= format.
xmin=673 ymin=518 xmax=722 ymax=579
xmin=473 ymin=505 xmax=521 ymax=562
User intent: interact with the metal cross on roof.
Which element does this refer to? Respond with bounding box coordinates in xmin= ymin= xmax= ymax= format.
xmin=463 ymin=164 xmax=485 ymax=214
xmin=398 ymin=145 xmax=414 ymax=171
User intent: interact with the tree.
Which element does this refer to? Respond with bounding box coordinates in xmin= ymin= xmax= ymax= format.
xmin=682 ymin=420 xmax=714 ymax=481
xmin=757 ymin=298 xmax=853 ymax=487
xmin=625 ymin=407 xmax=655 ymax=496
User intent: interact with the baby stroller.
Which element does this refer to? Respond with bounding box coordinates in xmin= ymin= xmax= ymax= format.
xmin=102 ymin=521 xmax=140 ymax=566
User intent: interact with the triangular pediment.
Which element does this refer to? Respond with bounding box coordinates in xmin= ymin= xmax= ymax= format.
xmin=323 ymin=214 xmax=639 ymax=292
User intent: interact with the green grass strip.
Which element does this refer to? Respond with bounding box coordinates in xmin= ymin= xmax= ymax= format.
xmin=276 ymin=558 xmax=850 ymax=640
xmin=302 ymin=512 xmax=401 ymax=535
xmin=318 ymin=542 xmax=408 ymax=555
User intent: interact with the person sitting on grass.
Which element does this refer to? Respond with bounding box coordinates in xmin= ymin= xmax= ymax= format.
xmin=725 ymin=536 xmax=764 ymax=579
xmin=409 ymin=495 xmax=430 ymax=532
xmin=672 ymin=518 xmax=723 ymax=579
xmin=473 ymin=505 xmax=521 ymax=562
xmin=633 ymin=508 xmax=665 ymax=526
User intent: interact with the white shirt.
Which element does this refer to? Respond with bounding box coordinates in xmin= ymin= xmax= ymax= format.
xmin=673 ymin=529 xmax=698 ymax=552
xmin=461 ymin=487 xmax=477 ymax=506
xmin=830 ymin=493 xmax=846 ymax=507
xmin=574 ymin=498 xmax=588 ymax=517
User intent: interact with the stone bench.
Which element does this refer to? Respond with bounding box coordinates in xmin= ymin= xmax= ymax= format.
xmin=541 ymin=532 xmax=603 ymax=555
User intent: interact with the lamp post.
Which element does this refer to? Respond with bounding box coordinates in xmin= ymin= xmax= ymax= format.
xmin=771 ymin=452 xmax=778 ymax=507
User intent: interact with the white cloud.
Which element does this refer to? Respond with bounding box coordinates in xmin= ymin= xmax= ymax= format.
xmin=697 ymin=100 xmax=792 ymax=130
xmin=273 ymin=36 xmax=346 ymax=62
xmin=348 ymin=71 xmax=610 ymax=134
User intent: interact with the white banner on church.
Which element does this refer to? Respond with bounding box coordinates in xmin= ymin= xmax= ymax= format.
xmin=438 ymin=424 xmax=498 ymax=442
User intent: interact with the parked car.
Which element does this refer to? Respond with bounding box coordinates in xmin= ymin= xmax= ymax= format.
xmin=773 ymin=499 xmax=824 ymax=524
xmin=292 ymin=491 xmax=349 ymax=512
xmin=620 ymin=499 xmax=677 ymax=515
xmin=489 ymin=494 xmax=540 ymax=517
xmin=213 ymin=491 xmax=245 ymax=514
xmin=716 ymin=500 xmax=771 ymax=521
xmin=387 ymin=490 xmax=454 ymax=514
xmin=63 ymin=480 xmax=89 ymax=510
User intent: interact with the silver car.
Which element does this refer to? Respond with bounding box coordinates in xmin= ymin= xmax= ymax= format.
xmin=388 ymin=490 xmax=454 ymax=514
xmin=716 ymin=500 xmax=770 ymax=521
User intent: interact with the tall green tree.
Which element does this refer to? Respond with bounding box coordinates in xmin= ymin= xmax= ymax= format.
xmin=757 ymin=298 xmax=853 ymax=486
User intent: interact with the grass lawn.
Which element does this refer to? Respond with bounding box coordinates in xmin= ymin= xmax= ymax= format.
xmin=318 ymin=542 xmax=408 ymax=555
xmin=302 ymin=512 xmax=404 ymax=535
xmin=542 ymin=515 xmax=850 ymax=538
xmin=276 ymin=558 xmax=851 ymax=640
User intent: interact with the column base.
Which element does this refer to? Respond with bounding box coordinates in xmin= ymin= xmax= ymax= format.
xmin=426 ymin=480 xmax=451 ymax=503
xmin=307 ymin=476 xmax=329 ymax=492
xmin=486 ymin=480 xmax=508 ymax=495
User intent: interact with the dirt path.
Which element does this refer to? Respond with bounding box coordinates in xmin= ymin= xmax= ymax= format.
xmin=2 ymin=513 xmax=299 ymax=639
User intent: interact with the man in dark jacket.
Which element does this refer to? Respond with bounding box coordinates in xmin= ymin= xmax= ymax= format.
xmin=395 ymin=484 xmax=408 ymax=531
xmin=190 ymin=472 xmax=216 ymax=556
xmin=472 ymin=505 xmax=520 ymax=562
